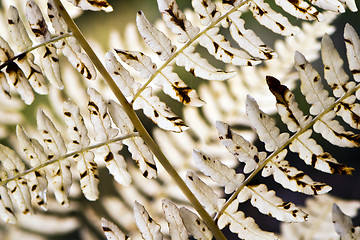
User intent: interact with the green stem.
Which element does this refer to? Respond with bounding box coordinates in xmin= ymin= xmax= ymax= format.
xmin=52 ymin=1 xmax=226 ymax=239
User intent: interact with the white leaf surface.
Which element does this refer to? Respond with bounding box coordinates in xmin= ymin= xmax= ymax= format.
xmin=87 ymin=88 xmax=131 ymax=185
xmin=218 ymin=199 xmax=279 ymax=240
xmin=0 ymin=145 xmax=33 ymax=215
xmin=37 ymin=109 xmax=72 ymax=206
xmin=344 ymin=24 xmax=360 ymax=82
xmin=310 ymin=0 xmax=345 ymax=12
xmin=290 ymin=129 xmax=353 ymax=174
xmin=7 ymin=6 xmax=32 ymax=51
xmin=192 ymin=0 xmax=220 ymax=26
xmin=0 ymin=171 xmax=16 ymax=224
xmin=193 ymin=149 xmax=244 ymax=194
xmin=136 ymin=11 xmax=176 ymax=61
xmin=295 ymin=51 xmax=335 ymax=115
xmin=314 ymin=111 xmax=360 ymax=147
xmin=267 ymin=76 xmax=312 ymax=132
xmin=16 ymin=125 xmax=48 ymax=210
xmin=66 ymin=0 xmax=113 ymax=12
xmin=185 ymin=171 xmax=221 ymax=216
xmin=179 ymin=207 xmax=213 ymax=240
xmin=154 ymin=66 xmax=204 ymax=106
xmin=176 ymin=45 xmax=237 ymax=80
xmin=48 ymin=0 xmax=96 ymax=80
xmin=248 ymin=0 xmax=300 ymax=36
xmin=162 ymin=200 xmax=188 ymax=240
xmin=322 ymin=34 xmax=351 ymax=98
xmin=64 ymin=100 xmax=99 ymax=201
xmin=238 ymin=184 xmax=308 ymax=222
xmin=133 ymin=87 xmax=188 ymax=132
xmin=0 ymin=72 xmax=10 ymax=100
xmin=263 ymin=150 xmax=332 ymax=195
xmin=274 ymin=0 xmax=324 ymax=21
xmin=332 ymin=203 xmax=360 ymax=240
xmin=101 ymin=218 xmax=130 ymax=240
xmin=134 ymin=201 xmax=163 ymax=240
xmin=157 ymin=0 xmax=200 ymax=43
xmin=229 ymin=11 xmax=276 ymax=60
xmin=8 ymin=6 xmax=46 ymax=95
xmin=115 ymin=49 xmax=157 ymax=79
xmin=246 ymin=95 xmax=289 ymax=151
xmin=342 ymin=0 xmax=358 ymax=11
xmin=216 ymin=121 xmax=265 ymax=174
xmin=108 ymin=100 xmax=157 ymax=179
xmin=26 ymin=0 xmax=63 ymax=89
xmin=199 ymin=27 xmax=260 ymax=66
xmin=105 ymin=51 xmax=140 ymax=100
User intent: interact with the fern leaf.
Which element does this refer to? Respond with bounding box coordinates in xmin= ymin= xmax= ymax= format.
xmin=192 ymin=149 xmax=244 ymax=194
xmin=0 ymin=171 xmax=16 ymax=224
xmin=0 ymin=72 xmax=10 ymax=99
xmin=0 ymin=145 xmax=33 ymax=215
xmin=37 ymin=109 xmax=72 ymax=206
xmin=295 ymin=51 xmax=335 ymax=115
xmin=199 ymin=27 xmax=260 ymax=66
xmin=267 ymin=76 xmax=312 ymax=132
xmin=115 ymin=49 xmax=157 ymax=79
xmin=7 ymin=5 xmax=48 ymax=95
xmin=185 ymin=171 xmax=222 ymax=216
xmin=133 ymin=201 xmax=163 ymax=240
xmin=248 ymin=0 xmax=300 ymax=36
xmin=179 ymin=207 xmax=213 ymax=240
xmin=162 ymin=199 xmax=188 ymax=240
xmin=136 ymin=11 xmax=177 ymax=61
xmin=0 ymin=36 xmax=34 ymax=104
xmin=263 ymin=150 xmax=332 ymax=195
xmin=343 ymin=0 xmax=358 ymax=11
xmin=313 ymin=110 xmax=360 ymax=147
xmin=216 ymin=121 xmax=265 ymax=174
xmin=332 ymin=203 xmax=360 ymax=240
xmin=134 ymin=87 xmax=188 ymax=132
xmin=26 ymin=0 xmax=63 ymax=89
xmin=246 ymin=95 xmax=290 ymax=151
xmin=274 ymin=0 xmax=324 ymax=21
xmin=16 ymin=125 xmax=48 ymax=210
xmin=192 ymin=0 xmax=221 ymax=26
xmin=101 ymin=218 xmax=131 ymax=240
xmin=87 ymin=88 xmax=131 ymax=186
xmin=66 ymin=0 xmax=113 ymax=12
xmin=176 ymin=45 xmax=236 ymax=80
xmin=218 ymin=199 xmax=279 ymax=240
xmin=309 ymin=0 xmax=345 ymax=12
xmin=105 ymin=51 xmax=139 ymax=100
xmin=154 ymin=66 xmax=204 ymax=106
xmin=344 ymin=23 xmax=360 ymax=82
xmin=322 ymin=34 xmax=351 ymax=98
xmin=157 ymin=0 xmax=200 ymax=43
xmin=106 ymin=52 xmax=187 ymax=132
xmin=228 ymin=11 xmax=276 ymax=60
xmin=290 ymin=129 xmax=353 ymax=174
xmin=48 ymin=0 xmax=96 ymax=80
xmin=238 ymin=183 xmax=308 ymax=222
xmin=108 ymin=100 xmax=157 ymax=179
xmin=63 ymin=99 xmax=99 ymax=201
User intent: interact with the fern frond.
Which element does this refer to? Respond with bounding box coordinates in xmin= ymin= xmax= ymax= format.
xmin=332 ymin=203 xmax=360 ymax=239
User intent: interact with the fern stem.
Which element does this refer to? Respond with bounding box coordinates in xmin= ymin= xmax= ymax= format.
xmin=131 ymin=0 xmax=250 ymax=103
xmin=0 ymin=33 xmax=72 ymax=70
xmin=52 ymin=1 xmax=226 ymax=239
xmin=216 ymin=81 xmax=360 ymax=220
xmin=0 ymin=134 xmax=138 ymax=186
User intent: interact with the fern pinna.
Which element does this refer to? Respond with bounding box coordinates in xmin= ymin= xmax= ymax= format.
xmin=0 ymin=0 xmax=359 ymax=239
